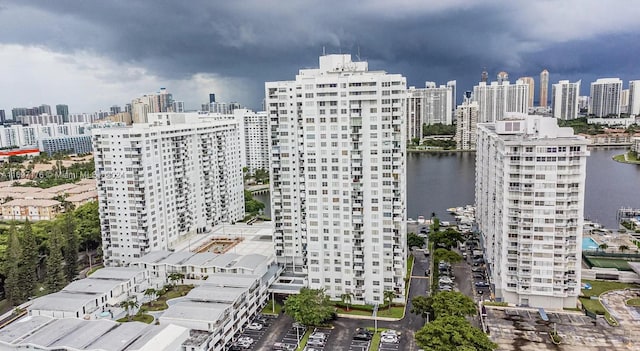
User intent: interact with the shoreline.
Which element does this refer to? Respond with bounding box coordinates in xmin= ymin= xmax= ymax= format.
xmin=407 ymin=145 xmax=629 ymax=154
xmin=612 ymin=152 xmax=640 ymax=165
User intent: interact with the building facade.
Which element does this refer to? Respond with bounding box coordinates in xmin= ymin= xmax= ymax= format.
xmin=406 ymin=82 xmax=454 ymax=140
xmin=629 ymin=80 xmax=640 ymax=116
xmin=552 ymin=80 xmax=581 ymax=120
xmin=239 ymin=109 xmax=269 ymax=174
xmin=265 ymin=55 xmax=407 ymax=303
xmin=39 ymin=135 xmax=93 ymax=155
xmin=519 ymin=77 xmax=535 ymax=108
xmin=455 ymin=92 xmax=479 ymax=150
xmin=540 ymin=69 xmax=549 ymax=107
xmin=92 ymin=113 xmax=245 ymax=266
xmin=476 ymin=114 xmax=588 ymax=309
xmin=56 ymin=104 xmax=70 ymax=122
xmin=589 ymin=78 xmax=622 ymax=117
xmin=473 ymin=80 xmax=529 ymax=123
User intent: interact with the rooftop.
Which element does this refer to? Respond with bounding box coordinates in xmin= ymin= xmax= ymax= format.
xmin=186 ymin=285 xmax=245 ymax=303
xmin=66 ymin=190 xmax=98 ymax=202
xmin=88 ymin=267 xmax=145 ymax=281
xmin=63 ymin=278 xmax=127 ymax=295
xmin=161 ymin=301 xmax=228 ymax=323
xmin=205 ymin=273 xmax=259 ymax=288
xmin=2 ymin=198 xmax=60 ymax=207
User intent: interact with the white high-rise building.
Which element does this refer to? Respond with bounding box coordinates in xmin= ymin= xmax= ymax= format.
xmin=239 ymin=109 xmax=269 ymax=174
xmin=628 ymin=80 xmax=640 ymax=115
xmin=131 ymin=88 xmax=175 ymax=123
xmin=578 ymin=96 xmax=590 ymax=112
xmin=620 ymin=89 xmax=630 ymax=114
xmin=473 ymin=80 xmax=529 ymax=123
xmin=406 ymin=82 xmax=454 ymax=140
xmin=92 ymin=112 xmax=245 ymax=267
xmin=265 ymin=54 xmax=407 ymax=303
xmin=455 ymin=92 xmax=479 ymax=150
xmin=476 ymin=114 xmax=589 ymax=309
xmin=589 ymin=78 xmax=622 ymax=117
xmin=552 ymin=80 xmax=581 ymax=120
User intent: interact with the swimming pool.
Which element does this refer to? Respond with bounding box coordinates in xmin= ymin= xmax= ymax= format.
xmin=582 ymin=237 xmax=599 ymax=251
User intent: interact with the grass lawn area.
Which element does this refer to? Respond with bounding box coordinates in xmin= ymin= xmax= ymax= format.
xmin=586 ymin=257 xmax=632 ymax=271
xmin=117 ymin=313 xmax=154 ymax=324
xmin=407 ymin=255 xmax=414 ymax=278
xmin=143 ymin=285 xmax=194 ymax=311
xmin=87 ymin=264 xmax=104 ymax=276
xmin=614 ymin=153 xmax=640 ymax=164
xmin=626 ymin=298 xmax=640 ymax=306
xmin=581 ymin=280 xmax=639 ymax=297
xmin=335 ymin=305 xmax=404 ymax=319
xmin=370 ymin=331 xmax=382 ymax=351
xmin=579 ymin=298 xmax=606 ymax=314
xmin=295 ymin=329 xmax=312 ymax=351
xmin=262 ymin=299 xmax=282 ymax=315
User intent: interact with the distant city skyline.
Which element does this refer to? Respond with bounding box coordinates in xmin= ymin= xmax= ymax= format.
xmin=1 ymin=1 xmax=640 ymax=113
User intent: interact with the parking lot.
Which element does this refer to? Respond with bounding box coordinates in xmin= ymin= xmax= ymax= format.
xmin=279 ymin=324 xmax=306 ymax=349
xmin=348 ymin=338 xmax=370 ymax=351
xmin=227 ymin=314 xmax=277 ymax=350
xmin=304 ymin=327 xmax=333 ymax=350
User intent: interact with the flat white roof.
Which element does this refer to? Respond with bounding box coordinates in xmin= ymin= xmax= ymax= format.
xmin=88 ymin=267 xmax=144 ymax=281
xmin=187 ymin=285 xmax=245 ymax=303
xmin=205 ymin=273 xmax=259 ymax=288
xmin=161 ymin=301 xmax=228 ymax=324
xmin=63 ymin=278 xmax=125 ymax=295
xmin=29 ymin=291 xmax=99 ymax=312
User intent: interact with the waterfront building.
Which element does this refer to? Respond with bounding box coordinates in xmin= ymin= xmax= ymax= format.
xmin=473 ymin=80 xmax=529 ymax=123
xmin=0 ymin=110 xmax=4 ymax=124
xmin=92 ymin=112 xmax=245 ymax=266
xmin=406 ymin=82 xmax=454 ymax=140
xmin=552 ymin=80 xmax=581 ymax=120
xmin=589 ymin=78 xmax=622 ymax=117
xmin=239 ymin=109 xmax=269 ymax=174
xmin=540 ymin=69 xmax=549 ymax=107
xmin=518 ymin=77 xmax=535 ymax=108
xmin=497 ymin=71 xmax=509 ymax=84
xmin=476 ymin=114 xmax=589 ymax=309
xmin=265 ymin=54 xmax=407 ymax=303
xmin=455 ymin=91 xmax=479 ymax=150
xmin=481 ymin=68 xmax=489 ymax=83
xmin=629 ymin=80 xmax=640 ymax=115
xmin=621 ymin=89 xmax=630 ymax=114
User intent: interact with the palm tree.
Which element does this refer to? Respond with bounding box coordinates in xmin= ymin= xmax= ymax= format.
xmin=383 ymin=290 xmax=396 ymax=311
xmin=619 ymin=245 xmax=630 ymax=253
xmin=340 ymin=293 xmax=353 ymax=311
xmin=168 ymin=272 xmax=185 ymax=287
xmin=144 ymin=288 xmax=157 ymax=306
xmin=599 ymin=243 xmax=609 ymax=252
xmin=119 ymin=298 xmax=139 ymax=321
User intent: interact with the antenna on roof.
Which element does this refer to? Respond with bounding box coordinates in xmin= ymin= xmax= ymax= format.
xmin=322 ymin=46 xmax=326 ymax=56
xmin=356 ymin=46 xmax=361 ymax=61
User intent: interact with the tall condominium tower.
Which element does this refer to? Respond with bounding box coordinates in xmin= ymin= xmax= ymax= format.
xmin=473 ymin=80 xmax=529 ymax=123
xmin=92 ymin=113 xmax=245 ymax=266
xmin=540 ymin=69 xmax=549 ymax=107
xmin=628 ymin=80 xmax=640 ymax=115
xmin=405 ymin=82 xmax=454 ymax=140
xmin=497 ymin=71 xmax=509 ymax=84
xmin=552 ymin=80 xmax=581 ymax=120
xmin=476 ymin=114 xmax=589 ymax=309
xmin=620 ymin=89 xmax=630 ymax=114
xmin=481 ymin=68 xmax=488 ymax=83
xmin=131 ymin=89 xmax=175 ymax=123
xmin=265 ymin=55 xmax=407 ymax=303
xmin=239 ymin=108 xmax=270 ymax=174
xmin=56 ymin=104 xmax=69 ymax=122
xmin=518 ymin=77 xmax=535 ymax=108
xmin=589 ymin=78 xmax=622 ymax=117
xmin=455 ymin=91 xmax=479 ymax=150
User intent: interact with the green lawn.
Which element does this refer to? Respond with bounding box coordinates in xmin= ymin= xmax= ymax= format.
xmin=262 ymin=299 xmax=282 ymax=315
xmin=407 ymin=255 xmax=414 ymax=278
xmin=626 ymin=298 xmax=640 ymax=306
xmin=295 ymin=329 xmax=312 ymax=351
xmin=143 ymin=285 xmax=194 ymax=311
xmin=335 ymin=305 xmax=405 ymax=319
xmin=581 ymin=280 xmax=638 ymax=297
xmin=579 ymin=298 xmax=606 ymax=314
xmin=370 ymin=331 xmax=382 ymax=351
xmin=614 ymin=153 xmax=640 ymax=164
xmin=117 ymin=313 xmax=154 ymax=324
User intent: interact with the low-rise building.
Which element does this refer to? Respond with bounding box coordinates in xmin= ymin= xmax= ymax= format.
xmin=39 ymin=135 xmax=93 ymax=155
xmin=67 ymin=190 xmax=98 ymax=207
xmin=0 ymin=199 xmax=60 ymax=221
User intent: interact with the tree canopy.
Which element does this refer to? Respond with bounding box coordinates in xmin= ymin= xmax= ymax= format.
xmin=433 ymin=248 xmax=462 ymax=265
xmin=431 ymin=291 xmax=477 ymax=319
xmin=407 ymin=232 xmax=425 ymax=248
xmin=429 ymin=228 xmax=463 ymax=249
xmin=244 ymin=190 xmax=266 ymax=214
xmin=284 ymin=288 xmax=335 ymax=326
xmin=411 ymin=295 xmax=434 ymax=320
xmin=423 ymin=123 xmax=456 ymax=136
xmin=415 ymin=316 xmax=497 ymax=351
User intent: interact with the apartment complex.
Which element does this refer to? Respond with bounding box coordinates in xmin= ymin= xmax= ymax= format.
xmin=131 ymin=88 xmax=175 ymax=123
xmin=455 ymin=92 xmax=479 ymax=150
xmin=476 ymin=114 xmax=589 ymax=309
xmin=265 ymin=54 xmax=407 ymax=303
xmin=519 ymin=77 xmax=535 ymax=107
xmin=473 ymin=80 xmax=529 ymax=123
xmin=406 ymin=82 xmax=454 ymax=140
xmin=39 ymin=135 xmax=93 ymax=155
xmin=540 ymin=69 xmax=549 ymax=107
xmin=238 ymin=109 xmax=269 ymax=174
xmin=92 ymin=112 xmax=245 ymax=266
xmin=589 ymin=78 xmax=622 ymax=117
xmin=552 ymin=80 xmax=581 ymax=120
xmin=629 ymin=80 xmax=640 ymax=115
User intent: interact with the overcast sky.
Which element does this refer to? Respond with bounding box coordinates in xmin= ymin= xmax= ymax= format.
xmin=1 ymin=0 xmax=640 ymax=114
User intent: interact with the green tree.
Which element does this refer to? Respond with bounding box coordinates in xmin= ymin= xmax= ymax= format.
xmin=120 ymin=298 xmax=139 ymax=321
xmin=619 ymin=245 xmax=630 ymax=253
xmin=284 ymin=288 xmax=335 ymax=326
xmin=410 ymin=295 xmax=434 ymax=320
xmin=599 ymin=243 xmax=609 ymax=252
xmin=144 ymin=288 xmax=158 ymax=306
xmin=74 ymin=201 xmax=101 ymax=251
xmin=415 ymin=316 xmax=497 ymax=351
xmin=407 ymin=232 xmax=426 ymax=248
xmin=254 ymin=168 xmax=269 ymax=184
xmin=431 ymin=291 xmax=477 ymax=319
xmin=429 ymin=228 xmax=463 ymax=249
xmin=433 ymin=248 xmax=462 ymax=265
xmin=411 ymin=137 xmax=421 ymax=146
xmin=384 ymin=290 xmax=396 ymax=310
xmin=18 ymin=221 xmax=39 ymax=297
xmin=45 ymin=228 xmax=67 ymax=293
xmin=168 ymin=272 xmax=185 ymax=287
xmin=61 ymin=213 xmax=79 ymax=281
xmin=4 ymin=225 xmax=24 ymax=304
xmin=340 ymin=292 xmax=353 ymax=311
xmin=244 ymin=190 xmax=266 ymax=214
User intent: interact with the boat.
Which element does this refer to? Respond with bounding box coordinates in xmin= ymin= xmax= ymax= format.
xmin=418 ymin=216 xmax=425 ymax=224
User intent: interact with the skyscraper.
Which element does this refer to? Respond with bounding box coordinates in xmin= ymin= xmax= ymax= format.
xmin=0 ymin=110 xmax=5 ymax=124
xmin=589 ymin=78 xmax=622 ymax=117
xmin=405 ymin=82 xmax=454 ymax=140
xmin=519 ymin=77 xmax=535 ymax=108
xmin=56 ymin=104 xmax=69 ymax=122
xmin=37 ymin=104 xmax=52 ymax=116
xmin=497 ymin=71 xmax=509 ymax=84
xmin=476 ymin=114 xmax=588 ymax=309
xmin=109 ymin=105 xmax=122 ymax=115
xmin=265 ymin=55 xmax=407 ymax=303
xmin=473 ymin=80 xmax=529 ymax=123
xmin=209 ymin=93 xmax=216 ymax=103
xmin=540 ymin=69 xmax=549 ymax=107
xmin=552 ymin=80 xmax=581 ymax=120
xmin=481 ymin=68 xmax=488 ymax=83
xmin=239 ymin=109 xmax=269 ymax=174
xmin=92 ymin=112 xmax=245 ymax=266
xmin=130 ymin=88 xmax=175 ymax=123
xmin=628 ymin=80 xmax=640 ymax=115
xmin=620 ymin=89 xmax=630 ymax=114
xmin=454 ymin=91 xmax=479 ymax=150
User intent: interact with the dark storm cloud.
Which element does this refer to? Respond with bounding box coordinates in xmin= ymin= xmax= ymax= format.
xmin=1 ymin=0 xmax=640 ymax=108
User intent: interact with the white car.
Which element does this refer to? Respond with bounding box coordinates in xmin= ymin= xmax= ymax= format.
xmin=381 ymin=335 xmax=399 ymax=344
xmin=247 ymin=322 xmax=263 ymax=330
xmin=238 ymin=336 xmax=254 ymax=344
xmin=381 ymin=329 xmax=399 ymax=338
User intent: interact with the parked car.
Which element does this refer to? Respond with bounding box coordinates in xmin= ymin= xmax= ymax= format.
xmin=292 ymin=322 xmax=306 ymax=329
xmin=307 ymin=339 xmax=326 ymax=347
xmin=471 ymin=267 xmax=484 ymax=273
xmin=475 ymin=281 xmax=490 ymax=287
xmin=273 ymin=342 xmax=297 ymax=351
xmin=354 ymin=329 xmax=373 ymax=341
xmin=238 ymin=337 xmax=254 ymax=344
xmin=381 ymin=329 xmax=399 ymax=338
xmin=381 ymin=335 xmax=399 ymax=343
xmin=439 ymin=277 xmax=453 ymax=284
xmin=310 ymin=331 xmax=327 ymax=340
xmin=247 ymin=322 xmax=263 ymax=330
